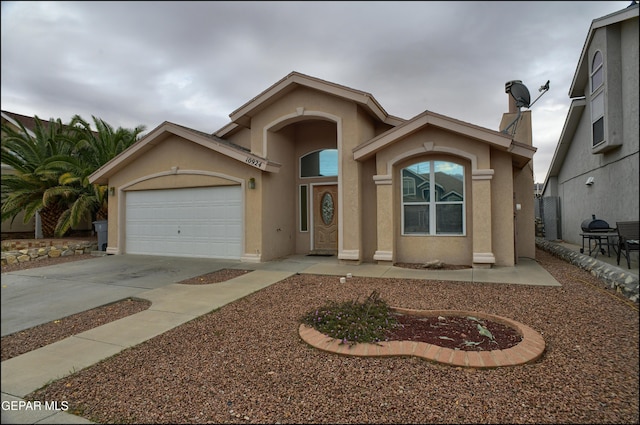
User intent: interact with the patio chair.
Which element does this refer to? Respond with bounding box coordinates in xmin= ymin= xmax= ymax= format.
xmin=616 ymin=221 xmax=639 ymax=269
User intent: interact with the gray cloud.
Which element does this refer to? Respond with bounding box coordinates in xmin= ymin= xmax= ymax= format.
xmin=1 ymin=1 xmax=632 ymax=183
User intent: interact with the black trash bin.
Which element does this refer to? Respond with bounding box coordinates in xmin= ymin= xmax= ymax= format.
xmin=93 ymin=220 xmax=108 ymax=251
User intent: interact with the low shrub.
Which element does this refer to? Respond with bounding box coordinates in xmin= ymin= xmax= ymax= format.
xmin=301 ymin=290 xmax=399 ymax=346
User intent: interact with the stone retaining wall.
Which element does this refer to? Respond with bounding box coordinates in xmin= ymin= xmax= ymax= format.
xmin=1 ymin=241 xmax=98 ymax=266
xmin=536 ymin=238 xmax=639 ymax=303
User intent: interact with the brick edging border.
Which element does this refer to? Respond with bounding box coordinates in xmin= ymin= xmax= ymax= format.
xmin=298 ymin=308 xmax=545 ymax=368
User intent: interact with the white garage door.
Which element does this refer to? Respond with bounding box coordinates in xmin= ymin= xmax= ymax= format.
xmin=125 ymin=186 xmax=242 ymax=259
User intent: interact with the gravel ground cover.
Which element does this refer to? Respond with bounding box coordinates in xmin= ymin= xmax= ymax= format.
xmin=0 ymin=298 xmax=151 ymax=361
xmin=20 ymin=248 xmax=638 ymax=424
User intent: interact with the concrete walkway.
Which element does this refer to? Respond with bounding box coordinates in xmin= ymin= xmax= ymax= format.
xmin=1 ymin=254 xmax=561 ymax=424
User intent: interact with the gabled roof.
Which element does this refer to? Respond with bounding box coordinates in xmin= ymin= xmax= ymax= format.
xmin=89 ymin=121 xmax=281 ymax=185
xmin=569 ymin=2 xmax=639 ymax=98
xmin=541 ymin=98 xmax=586 ymax=192
xmin=214 ymin=71 xmax=405 ymax=137
xmin=1 ymin=110 xmax=40 ymax=137
xmin=352 ymin=109 xmax=535 ymax=167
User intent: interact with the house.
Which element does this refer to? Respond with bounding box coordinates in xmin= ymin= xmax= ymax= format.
xmin=541 ymin=2 xmax=639 ymax=243
xmin=1 ymin=110 xmax=94 ymax=239
xmin=1 ymin=111 xmax=39 ymax=238
xmin=89 ymin=71 xmax=537 ymax=268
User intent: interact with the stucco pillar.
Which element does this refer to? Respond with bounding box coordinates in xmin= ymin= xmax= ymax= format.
xmin=472 ymin=170 xmax=495 ymax=268
xmin=373 ymin=175 xmax=393 ymax=263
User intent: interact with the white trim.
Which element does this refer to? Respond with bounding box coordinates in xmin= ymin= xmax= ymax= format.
xmin=473 ymin=252 xmax=496 ymax=264
xmin=338 ymin=249 xmax=360 ymax=261
xmin=384 ymin=142 xmax=479 ymax=176
xmin=472 ymin=169 xmax=495 ymax=180
xmin=400 ymin=159 xmax=466 ymax=236
xmin=373 ymin=250 xmax=393 ymax=261
xmin=373 ymin=175 xmax=392 ymax=185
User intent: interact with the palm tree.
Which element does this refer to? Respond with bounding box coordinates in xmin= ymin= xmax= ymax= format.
xmin=46 ymin=115 xmax=145 ymax=236
xmin=1 ymin=116 xmax=75 ymax=237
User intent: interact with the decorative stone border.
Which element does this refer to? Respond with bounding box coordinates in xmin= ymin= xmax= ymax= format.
xmin=299 ymin=308 xmax=545 ymax=368
xmin=536 ymin=237 xmax=638 ymax=303
xmin=1 ymin=241 xmax=98 ymax=266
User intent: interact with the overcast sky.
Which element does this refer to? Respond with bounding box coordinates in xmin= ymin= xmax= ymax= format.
xmin=1 ymin=1 xmax=633 ymax=183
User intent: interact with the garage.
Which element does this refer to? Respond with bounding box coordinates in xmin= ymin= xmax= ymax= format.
xmin=125 ymin=186 xmax=242 ymax=259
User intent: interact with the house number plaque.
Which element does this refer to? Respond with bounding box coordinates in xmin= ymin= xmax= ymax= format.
xmin=321 ymin=192 xmax=334 ymax=225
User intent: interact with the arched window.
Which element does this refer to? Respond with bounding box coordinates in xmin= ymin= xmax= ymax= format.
xmin=590 ymin=51 xmax=603 ymax=93
xmin=300 ymin=149 xmax=338 ymax=177
xmin=401 ymin=160 xmax=464 ymax=235
xmin=590 ymin=51 xmax=605 ymax=147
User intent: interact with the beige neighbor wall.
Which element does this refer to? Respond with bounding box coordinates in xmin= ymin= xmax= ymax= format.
xmin=106 ymin=135 xmax=259 ymax=255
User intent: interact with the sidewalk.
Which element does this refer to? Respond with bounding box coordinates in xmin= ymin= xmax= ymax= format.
xmin=2 ymin=255 xmax=561 ymax=424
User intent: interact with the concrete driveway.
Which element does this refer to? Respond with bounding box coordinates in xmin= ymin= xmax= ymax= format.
xmin=1 ymin=254 xmax=246 ymax=336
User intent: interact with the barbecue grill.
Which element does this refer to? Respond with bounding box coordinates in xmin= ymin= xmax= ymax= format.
xmin=580 ymin=215 xmax=617 ymax=256
xmin=581 ymin=215 xmax=614 ymax=233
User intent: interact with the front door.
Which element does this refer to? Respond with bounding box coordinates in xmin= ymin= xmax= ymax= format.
xmin=313 ymin=184 xmax=338 ymax=254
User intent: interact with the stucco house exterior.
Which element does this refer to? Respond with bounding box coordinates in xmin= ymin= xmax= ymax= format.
xmin=89 ymin=71 xmax=537 ymax=268
xmin=541 ymin=2 xmax=639 ymax=243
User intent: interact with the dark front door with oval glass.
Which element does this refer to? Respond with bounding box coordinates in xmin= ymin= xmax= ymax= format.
xmin=313 ymin=184 xmax=338 ymax=255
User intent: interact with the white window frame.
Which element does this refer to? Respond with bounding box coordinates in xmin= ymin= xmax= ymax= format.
xmin=401 ymin=160 xmax=465 ymax=236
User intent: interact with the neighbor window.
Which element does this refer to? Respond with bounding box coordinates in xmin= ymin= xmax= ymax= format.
xmin=300 ymin=149 xmax=338 ymax=177
xmin=590 ymin=51 xmax=603 ymax=93
xmin=401 ymin=160 xmax=464 ymax=235
xmin=590 ymin=51 xmax=605 ymax=147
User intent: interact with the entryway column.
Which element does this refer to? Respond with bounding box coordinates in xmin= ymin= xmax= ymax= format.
xmin=373 ymin=175 xmax=393 ymax=263
xmin=472 ymin=169 xmax=495 ymax=268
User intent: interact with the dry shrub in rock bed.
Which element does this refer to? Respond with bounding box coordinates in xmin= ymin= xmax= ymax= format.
xmin=26 ymin=249 xmax=639 ymax=425
xmin=1 ymin=298 xmax=151 ymax=361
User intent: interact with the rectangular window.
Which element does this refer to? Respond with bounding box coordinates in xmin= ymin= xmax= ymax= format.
xmin=403 ymin=204 xmax=429 ymax=234
xmin=592 ymin=117 xmax=604 ymax=147
xmin=299 ymin=185 xmax=308 ymax=232
xmin=436 ymin=204 xmax=463 ymax=234
xmin=591 ymin=91 xmax=605 ymax=147
xmin=402 ymin=160 xmax=465 ymax=235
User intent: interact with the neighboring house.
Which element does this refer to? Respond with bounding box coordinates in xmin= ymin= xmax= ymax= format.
xmin=1 ymin=110 xmax=93 ymax=238
xmin=1 ymin=111 xmax=38 ymax=237
xmin=542 ymin=2 xmax=639 ymax=242
xmin=89 ymin=71 xmax=537 ymax=268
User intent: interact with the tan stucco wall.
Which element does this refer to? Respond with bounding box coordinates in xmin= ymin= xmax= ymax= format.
xmin=247 ymin=86 xmax=378 ymax=261
xmin=393 ymin=154 xmax=474 ymax=266
xmin=490 ymin=150 xmax=516 ymax=266
xmin=513 ymin=162 xmax=536 ymax=260
xmin=106 ymin=135 xmax=257 ymax=255
xmin=371 ymin=125 xmax=522 ymax=267
xmin=293 ymin=120 xmax=338 ymax=254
